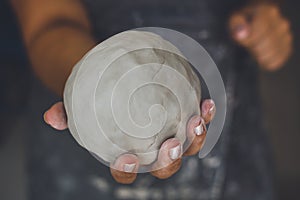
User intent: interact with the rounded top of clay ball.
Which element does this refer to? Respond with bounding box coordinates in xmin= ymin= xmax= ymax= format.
xmin=64 ymin=30 xmax=201 ymax=166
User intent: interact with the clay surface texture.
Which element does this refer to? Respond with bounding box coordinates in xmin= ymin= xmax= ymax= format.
xmin=64 ymin=31 xmax=201 ymax=165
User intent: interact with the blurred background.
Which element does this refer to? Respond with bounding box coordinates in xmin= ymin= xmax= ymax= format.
xmin=0 ymin=0 xmax=299 ymax=200
xmin=259 ymin=1 xmax=300 ymax=198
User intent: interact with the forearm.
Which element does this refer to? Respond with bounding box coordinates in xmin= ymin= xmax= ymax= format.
xmin=10 ymin=0 xmax=96 ymax=96
xmin=27 ymin=25 xmax=95 ymax=96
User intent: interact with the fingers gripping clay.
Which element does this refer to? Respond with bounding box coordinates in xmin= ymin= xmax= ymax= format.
xmin=64 ymin=30 xmax=201 ymax=166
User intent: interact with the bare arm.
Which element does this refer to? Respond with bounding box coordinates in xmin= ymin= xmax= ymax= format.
xmin=10 ymin=0 xmax=96 ymax=95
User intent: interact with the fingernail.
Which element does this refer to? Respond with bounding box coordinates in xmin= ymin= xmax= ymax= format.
xmin=194 ymin=120 xmax=205 ymax=136
xmin=169 ymin=145 xmax=181 ymax=160
xmin=123 ymin=163 xmax=136 ymax=173
xmin=234 ymin=24 xmax=248 ymax=40
xmin=209 ymin=102 xmax=215 ymax=114
xmin=209 ymin=106 xmax=215 ymax=113
xmin=206 ymin=99 xmax=215 ymax=115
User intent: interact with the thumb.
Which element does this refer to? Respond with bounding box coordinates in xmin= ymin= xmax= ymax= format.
xmin=229 ymin=11 xmax=251 ymax=45
xmin=44 ymin=102 xmax=68 ymax=130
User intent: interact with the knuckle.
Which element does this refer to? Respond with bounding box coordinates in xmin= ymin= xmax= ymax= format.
xmin=269 ymin=60 xmax=282 ymax=70
xmin=259 ymin=39 xmax=272 ymax=51
xmin=111 ymin=169 xmax=137 ymax=184
xmin=269 ymin=5 xmax=279 ymax=17
xmin=282 ymin=20 xmax=290 ymax=31
xmin=151 ymin=159 xmax=181 ymax=179
xmin=267 ymin=57 xmax=281 ymax=69
xmin=270 ymin=51 xmax=289 ymax=69
xmin=258 ymin=52 xmax=277 ymax=65
xmin=184 ymin=133 xmax=206 ymax=156
xmin=244 ymin=34 xmax=258 ymax=47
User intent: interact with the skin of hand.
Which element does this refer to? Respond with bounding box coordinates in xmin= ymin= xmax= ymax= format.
xmin=229 ymin=3 xmax=293 ymax=71
xmin=44 ymin=99 xmax=216 ymax=184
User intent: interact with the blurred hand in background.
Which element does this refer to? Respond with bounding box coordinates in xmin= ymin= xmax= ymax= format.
xmin=229 ymin=3 xmax=293 ymax=71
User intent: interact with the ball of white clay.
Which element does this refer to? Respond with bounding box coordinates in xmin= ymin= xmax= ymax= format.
xmin=63 ymin=30 xmax=201 ymax=165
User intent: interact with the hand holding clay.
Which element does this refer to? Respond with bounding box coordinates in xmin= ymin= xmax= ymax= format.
xmin=44 ymin=31 xmax=216 ymax=184
xmin=44 ymin=100 xmax=215 ymax=183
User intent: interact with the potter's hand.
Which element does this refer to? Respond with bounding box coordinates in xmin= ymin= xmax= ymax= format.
xmin=44 ymin=99 xmax=216 ymax=184
xmin=229 ymin=3 xmax=293 ymax=71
